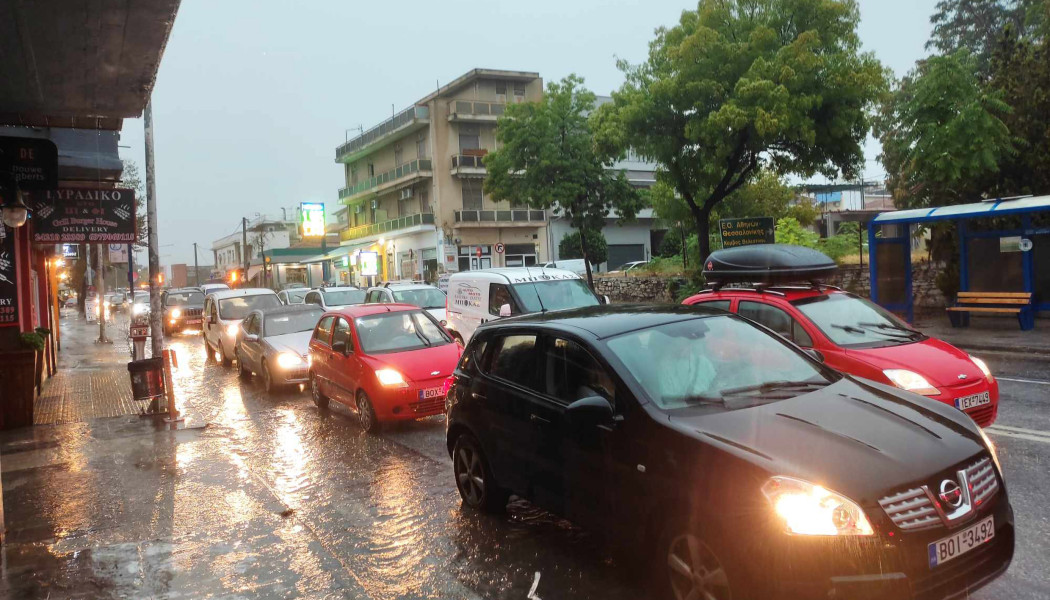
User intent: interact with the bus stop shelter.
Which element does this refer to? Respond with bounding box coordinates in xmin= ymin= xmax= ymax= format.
xmin=867 ymin=195 xmax=1050 ymax=323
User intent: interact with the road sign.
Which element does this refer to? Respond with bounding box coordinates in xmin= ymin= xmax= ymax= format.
xmin=495 ymin=242 xmax=505 ymax=254
xmin=476 ymin=246 xmax=482 ymax=258
xmin=108 ymin=244 xmax=129 ymax=263
xmin=719 ymin=217 xmax=775 ymax=249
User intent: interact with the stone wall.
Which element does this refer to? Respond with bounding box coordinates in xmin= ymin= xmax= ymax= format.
xmin=595 ymin=260 xmax=947 ymax=310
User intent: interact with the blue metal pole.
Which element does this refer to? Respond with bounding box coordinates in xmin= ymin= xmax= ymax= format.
xmin=867 ymin=220 xmax=878 ymax=303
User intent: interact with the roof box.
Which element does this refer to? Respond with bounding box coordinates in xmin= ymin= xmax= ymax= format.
xmin=703 ymin=244 xmax=837 ymax=286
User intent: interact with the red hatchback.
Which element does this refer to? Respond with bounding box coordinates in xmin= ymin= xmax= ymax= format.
xmin=308 ymin=303 xmax=461 ymax=432
xmin=683 ymin=287 xmax=1000 ymax=427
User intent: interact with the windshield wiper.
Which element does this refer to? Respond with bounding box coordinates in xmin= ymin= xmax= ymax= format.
xmin=832 ymin=323 xmax=914 ymax=339
xmin=858 ymin=321 xmax=923 ymax=336
xmin=831 ymin=323 xmax=867 ymax=334
xmin=721 ymin=380 xmax=829 ymax=398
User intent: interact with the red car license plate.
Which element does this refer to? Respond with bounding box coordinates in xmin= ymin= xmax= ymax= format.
xmin=955 ymin=391 xmax=990 ymax=410
xmin=418 ymin=387 xmax=443 ymax=400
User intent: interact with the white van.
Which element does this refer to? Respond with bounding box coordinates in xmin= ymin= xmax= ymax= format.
xmin=540 ymin=259 xmax=590 ymax=276
xmin=445 ymin=267 xmax=603 ymax=345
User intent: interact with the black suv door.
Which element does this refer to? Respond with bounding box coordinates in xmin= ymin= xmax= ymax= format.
xmin=474 ymin=331 xmax=544 ymax=495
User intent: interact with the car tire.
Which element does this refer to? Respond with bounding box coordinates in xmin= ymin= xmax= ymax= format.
xmin=310 ymin=372 xmax=329 ymax=410
xmin=220 ymin=344 xmax=233 ymax=368
xmin=237 ymin=349 xmax=251 ymax=379
xmin=205 ymin=341 xmax=217 ymax=363
xmin=655 ymin=522 xmax=734 ymax=600
xmin=452 ymin=434 xmax=509 ymax=514
xmin=261 ymin=361 xmax=278 ymax=395
xmin=356 ymin=390 xmax=379 ymax=433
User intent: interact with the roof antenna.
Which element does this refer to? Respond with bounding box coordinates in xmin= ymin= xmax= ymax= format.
xmin=524 ymin=266 xmax=547 ymax=313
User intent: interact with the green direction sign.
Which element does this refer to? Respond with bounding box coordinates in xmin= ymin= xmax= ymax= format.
xmin=719 ymin=217 xmax=775 ymax=249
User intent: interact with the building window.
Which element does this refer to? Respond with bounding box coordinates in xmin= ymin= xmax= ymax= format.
xmin=462 ymin=183 xmax=483 ymax=210
xmin=459 ymin=124 xmax=480 ymax=152
xmin=513 ymin=82 xmax=526 ymax=97
xmin=416 ymin=134 xmax=426 ymax=159
xmin=367 ymin=163 xmax=375 ymax=178
xmin=394 ymin=144 xmax=403 ymax=167
xmin=495 ymin=81 xmax=507 ymax=97
xmin=350 ymin=164 xmax=358 ymax=185
xmin=399 ymin=190 xmax=415 ymax=217
xmin=420 ymin=189 xmax=432 ymax=214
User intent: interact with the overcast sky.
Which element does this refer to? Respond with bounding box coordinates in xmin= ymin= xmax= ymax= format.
xmin=119 ymin=0 xmax=937 ymax=265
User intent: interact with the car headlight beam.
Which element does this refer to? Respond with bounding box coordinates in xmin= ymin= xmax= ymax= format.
xmin=883 ymin=369 xmax=940 ymax=396
xmin=375 ymin=368 xmax=408 ymax=388
xmin=171 ymin=308 xmax=182 ymax=319
xmin=762 ymin=476 xmax=873 ymax=536
xmin=276 ymin=352 xmax=304 ymax=369
xmin=226 ymin=323 xmax=240 ymax=337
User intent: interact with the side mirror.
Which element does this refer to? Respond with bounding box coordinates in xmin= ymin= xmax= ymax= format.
xmin=499 ymin=303 xmax=512 ymax=317
xmin=803 ymin=348 xmax=825 ymax=363
xmin=566 ymin=396 xmax=614 ymax=423
xmin=244 ymin=334 xmax=259 ymax=343
xmin=601 ymin=295 xmax=611 ymax=305
xmin=332 ymin=340 xmax=349 ymax=355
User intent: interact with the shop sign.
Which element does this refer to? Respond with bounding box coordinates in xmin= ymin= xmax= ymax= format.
xmin=28 ymin=188 xmax=136 ymax=243
xmin=719 ymin=217 xmax=775 ymax=248
xmin=62 ymin=244 xmax=80 ymax=259
xmin=108 ymin=244 xmax=129 ymax=263
xmin=0 ymin=224 xmax=18 ymax=327
xmin=0 ymin=136 xmax=58 ymax=190
xmin=300 ymin=202 xmax=326 ymax=237
xmin=359 ymin=251 xmax=379 ymax=276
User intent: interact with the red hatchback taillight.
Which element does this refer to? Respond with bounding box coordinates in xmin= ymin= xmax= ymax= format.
xmin=441 ymin=375 xmax=455 ymax=397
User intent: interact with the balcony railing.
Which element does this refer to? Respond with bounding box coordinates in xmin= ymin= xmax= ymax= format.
xmin=339 ymin=158 xmax=433 ymax=200
xmin=451 ymin=154 xmax=486 ymax=169
xmin=448 ymin=101 xmax=505 ymax=120
xmin=454 ymin=209 xmax=546 ymax=223
xmin=340 ymin=212 xmax=435 ymax=242
xmin=335 ymin=106 xmax=429 ymax=160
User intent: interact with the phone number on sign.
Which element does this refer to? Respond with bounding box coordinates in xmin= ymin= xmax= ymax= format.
xmin=34 ymin=233 xmax=135 ymax=242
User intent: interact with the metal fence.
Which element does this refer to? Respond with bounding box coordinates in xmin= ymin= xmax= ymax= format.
xmin=338 ymin=158 xmax=433 ymax=200
xmin=454 ymin=209 xmax=546 ymax=223
xmin=340 ymin=212 xmax=435 ymax=242
xmin=336 ymin=106 xmax=429 ymax=159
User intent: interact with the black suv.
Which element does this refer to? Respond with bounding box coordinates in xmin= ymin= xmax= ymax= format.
xmin=161 ymin=287 xmax=206 ymax=335
xmin=445 ymin=305 xmax=1013 ymax=600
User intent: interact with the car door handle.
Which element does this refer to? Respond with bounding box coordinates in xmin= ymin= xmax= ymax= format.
xmin=529 ymin=413 xmax=550 ymax=424
xmin=471 ymin=392 xmax=486 ymax=400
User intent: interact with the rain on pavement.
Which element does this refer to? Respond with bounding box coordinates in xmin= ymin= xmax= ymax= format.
xmin=1 ymin=314 xmax=1048 ymax=599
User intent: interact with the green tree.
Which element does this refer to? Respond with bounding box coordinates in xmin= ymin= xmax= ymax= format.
xmin=774 ymin=217 xmax=819 ymax=247
xmin=119 ymin=159 xmax=148 ymax=247
xmin=713 ymin=170 xmax=812 ymax=225
xmin=926 ymin=0 xmax=1043 ymax=74
xmin=596 ymin=0 xmax=886 ymax=264
xmin=558 ymin=230 xmax=608 ymax=266
xmin=485 ymin=74 xmax=641 ymax=287
xmin=876 ymin=50 xmax=1014 ymax=209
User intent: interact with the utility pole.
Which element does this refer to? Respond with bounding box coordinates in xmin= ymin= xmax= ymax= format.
xmin=94 ymin=244 xmax=110 ymax=343
xmin=145 ymin=100 xmax=164 ymax=356
xmin=192 ymin=242 xmax=200 ymax=286
xmin=241 ymin=217 xmax=248 ymax=288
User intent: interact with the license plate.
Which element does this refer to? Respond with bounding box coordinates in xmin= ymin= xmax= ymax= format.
xmin=186 ymin=318 xmax=201 ymax=325
xmin=955 ymin=391 xmax=990 ymax=411
xmin=418 ymin=387 xmax=443 ymax=400
xmin=928 ymin=516 xmax=994 ymax=568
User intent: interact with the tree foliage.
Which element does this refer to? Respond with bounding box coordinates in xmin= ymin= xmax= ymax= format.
xmin=596 ymin=0 xmax=886 ymax=263
xmin=485 ymin=74 xmax=641 ymax=287
xmin=558 ymin=230 xmax=608 ymax=266
xmin=119 ymin=159 xmax=148 ymax=246
xmin=926 ymin=0 xmax=1044 ymax=74
xmin=876 ymin=50 xmax=1014 ymax=209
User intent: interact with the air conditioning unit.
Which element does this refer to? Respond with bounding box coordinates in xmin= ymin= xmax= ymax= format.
xmin=371 ymin=199 xmax=378 ymax=210
xmin=399 ymin=188 xmax=414 ymax=201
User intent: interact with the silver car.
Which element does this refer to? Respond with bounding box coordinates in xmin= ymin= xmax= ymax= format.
xmin=235 ymin=304 xmax=323 ymax=394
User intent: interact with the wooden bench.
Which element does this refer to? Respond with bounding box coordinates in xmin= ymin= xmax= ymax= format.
xmin=947 ymin=291 xmax=1034 ymax=330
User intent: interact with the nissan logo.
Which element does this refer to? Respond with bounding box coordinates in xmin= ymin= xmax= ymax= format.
xmin=939 ymin=479 xmax=964 ymax=508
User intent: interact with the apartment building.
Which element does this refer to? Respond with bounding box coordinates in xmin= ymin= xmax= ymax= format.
xmin=211 ymin=215 xmax=300 ymax=283
xmin=334 ymin=69 xmax=546 ymax=284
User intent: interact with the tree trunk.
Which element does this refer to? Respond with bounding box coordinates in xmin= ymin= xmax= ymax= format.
xmin=579 ymin=228 xmax=594 ymax=289
xmin=695 ymin=208 xmax=712 ymax=268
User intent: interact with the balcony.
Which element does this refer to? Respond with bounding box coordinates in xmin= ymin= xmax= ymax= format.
xmin=335 ymin=106 xmax=430 ymax=163
xmin=339 ymin=158 xmax=433 ymax=202
xmin=450 ymin=153 xmax=487 ymax=177
xmin=454 ymin=209 xmax=546 ymax=227
xmin=448 ymin=100 xmax=505 ymax=123
xmin=340 ymin=212 xmax=436 ymax=243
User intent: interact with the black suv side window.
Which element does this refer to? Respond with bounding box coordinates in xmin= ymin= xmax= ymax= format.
xmin=313 ymin=316 xmax=335 ymax=346
xmin=738 ymin=300 xmax=813 ymax=347
xmin=545 ymin=337 xmax=616 ymax=406
xmin=696 ymin=299 xmax=731 ymax=311
xmin=486 ymin=334 xmax=540 ymax=391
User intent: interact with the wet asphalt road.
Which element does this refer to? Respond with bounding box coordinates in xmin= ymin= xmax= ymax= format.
xmin=154 ymin=332 xmax=1050 ymax=600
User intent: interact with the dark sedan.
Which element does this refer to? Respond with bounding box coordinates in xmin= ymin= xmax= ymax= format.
xmin=444 ymin=305 xmax=1013 ymax=600
xmin=235 ymin=304 xmax=323 ymax=394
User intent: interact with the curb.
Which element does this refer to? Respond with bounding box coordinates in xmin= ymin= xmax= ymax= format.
xmin=954 ymin=344 xmax=1050 ymax=359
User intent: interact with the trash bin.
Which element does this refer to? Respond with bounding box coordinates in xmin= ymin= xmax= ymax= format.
xmin=127 ymin=357 xmax=165 ymax=403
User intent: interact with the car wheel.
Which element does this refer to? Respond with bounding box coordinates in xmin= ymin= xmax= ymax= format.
xmin=356 ymin=390 xmax=379 ymax=433
xmin=310 ymin=373 xmax=329 ymax=410
xmin=452 ymin=434 xmax=509 ymax=513
xmin=205 ymin=341 xmax=217 ymax=363
xmin=261 ymin=361 xmax=277 ymax=395
xmin=237 ymin=349 xmax=251 ymax=379
xmin=659 ymin=529 xmax=733 ymax=600
xmin=220 ymin=344 xmax=233 ymax=368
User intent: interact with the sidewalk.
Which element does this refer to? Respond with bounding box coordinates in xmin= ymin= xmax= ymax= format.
xmin=914 ymin=313 xmax=1050 ymax=357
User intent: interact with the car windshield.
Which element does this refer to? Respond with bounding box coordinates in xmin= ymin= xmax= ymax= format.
xmin=323 ymin=290 xmax=366 ymax=306
xmin=285 ymin=289 xmax=308 ymax=303
xmin=605 ymin=315 xmax=833 ymax=410
xmin=792 ymin=294 xmax=925 ymax=348
xmin=218 ymin=294 xmax=281 ymax=320
xmin=513 ymin=279 xmax=600 ymax=312
xmin=134 ymin=293 xmax=149 ymax=303
xmin=355 ymin=310 xmax=451 ymax=354
xmin=265 ymin=310 xmax=323 ymax=337
xmin=392 ymin=288 xmax=446 ymax=309
xmin=165 ymin=291 xmax=204 ymax=306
